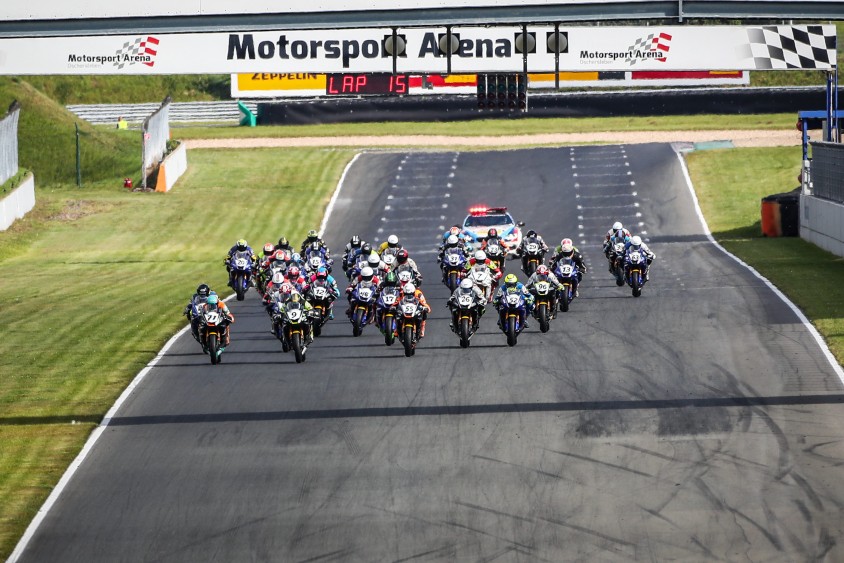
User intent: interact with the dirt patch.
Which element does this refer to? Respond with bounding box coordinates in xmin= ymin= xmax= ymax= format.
xmin=183 ymin=129 xmax=799 ymax=150
xmin=48 ymin=200 xmax=106 ymax=222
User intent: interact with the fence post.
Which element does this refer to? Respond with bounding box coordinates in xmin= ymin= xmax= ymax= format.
xmin=75 ymin=122 xmax=82 ymax=187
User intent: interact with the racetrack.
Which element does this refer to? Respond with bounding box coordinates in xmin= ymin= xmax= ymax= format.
xmin=14 ymin=144 xmax=844 ymax=562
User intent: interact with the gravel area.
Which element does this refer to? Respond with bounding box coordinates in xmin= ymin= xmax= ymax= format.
xmin=183 ymin=129 xmax=799 ymax=150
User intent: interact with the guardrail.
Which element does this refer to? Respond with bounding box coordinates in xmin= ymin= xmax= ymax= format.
xmin=67 ymin=101 xmax=259 ymax=124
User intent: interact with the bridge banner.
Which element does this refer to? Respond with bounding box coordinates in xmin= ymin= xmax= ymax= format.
xmin=0 ymin=25 xmax=834 ymax=75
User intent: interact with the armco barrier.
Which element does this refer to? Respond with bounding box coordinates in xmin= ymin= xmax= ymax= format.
xmin=154 ymin=143 xmax=187 ymax=193
xmin=0 ymin=173 xmax=35 ymax=231
xmin=800 ymin=194 xmax=844 ymax=258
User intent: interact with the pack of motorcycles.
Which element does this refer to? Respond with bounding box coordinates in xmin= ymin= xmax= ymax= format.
xmin=187 ymin=237 xmax=649 ymax=363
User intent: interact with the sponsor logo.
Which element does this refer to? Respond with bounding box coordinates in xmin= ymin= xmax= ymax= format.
xmin=227 ymin=34 xmax=388 ymax=69
xmin=580 ymin=32 xmax=672 ymax=66
xmin=67 ymin=36 xmax=159 ymax=69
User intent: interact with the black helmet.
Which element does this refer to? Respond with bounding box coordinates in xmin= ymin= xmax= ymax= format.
xmin=383 ymin=271 xmax=398 ymax=286
xmin=196 ymin=283 xmax=210 ymax=297
xmin=526 ymin=230 xmax=537 ymax=238
xmin=350 ymin=235 xmax=361 ymax=248
xmin=361 ymin=242 xmax=372 ymax=254
xmin=488 ymin=228 xmax=498 ymax=238
xmin=278 ymin=237 xmax=289 ymax=248
xmin=236 ymin=238 xmax=248 ymax=251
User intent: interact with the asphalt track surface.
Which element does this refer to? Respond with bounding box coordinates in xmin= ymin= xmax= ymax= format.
xmin=16 ymin=144 xmax=844 ymax=562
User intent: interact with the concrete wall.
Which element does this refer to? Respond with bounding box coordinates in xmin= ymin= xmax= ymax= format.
xmin=0 ymin=173 xmax=35 ymax=231
xmin=801 ymin=194 xmax=844 ymax=257
xmin=154 ymin=142 xmax=187 ymax=193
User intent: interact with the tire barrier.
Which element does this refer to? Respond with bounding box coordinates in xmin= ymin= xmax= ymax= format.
xmin=761 ymin=189 xmax=800 ymax=237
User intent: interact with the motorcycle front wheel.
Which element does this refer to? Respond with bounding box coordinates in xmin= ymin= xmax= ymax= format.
xmin=353 ymin=308 xmax=365 ymax=337
xmin=292 ymin=332 xmax=305 ymax=363
xmin=506 ymin=316 xmax=517 ymax=347
xmin=403 ymin=325 xmax=415 ymax=357
xmin=538 ymin=303 xmax=550 ymax=333
xmin=208 ymin=334 xmax=219 ymax=365
xmin=235 ymin=274 xmax=246 ymax=301
xmin=459 ymin=317 xmax=471 ymax=348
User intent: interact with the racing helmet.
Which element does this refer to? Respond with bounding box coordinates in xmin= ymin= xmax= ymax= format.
xmin=280 ymin=282 xmax=294 ymax=294
xmin=526 ymin=229 xmax=537 ymax=238
xmin=446 ymin=234 xmax=459 ymax=246
xmin=449 ymin=226 xmax=461 ymax=236
xmin=272 ymin=271 xmax=285 ymax=284
xmin=196 ymin=284 xmax=210 ymax=297
xmin=206 ymin=294 xmax=219 ymax=306
xmin=316 ymin=267 xmax=328 ymax=279
xmin=387 ymin=234 xmax=399 ymax=248
xmin=361 ymin=243 xmax=372 ymax=255
xmin=487 ymin=228 xmax=498 ymax=238
xmin=630 ymin=235 xmax=642 ymax=249
xmin=560 ymin=238 xmax=574 ymax=255
xmin=277 ymin=236 xmax=289 ymax=248
xmin=288 ymin=265 xmax=300 ymax=278
xmin=361 ymin=266 xmax=374 ymax=281
xmin=289 ymin=292 xmax=302 ymax=304
xmin=474 ymin=250 xmax=487 ymax=262
xmin=307 ymin=229 xmax=318 ymax=239
xmin=504 ymin=274 xmax=518 ymax=286
xmin=397 ymin=249 xmax=409 ymax=264
xmin=403 ymin=282 xmax=416 ymax=295
xmin=612 ymin=221 xmax=623 ymax=231
xmin=262 ymin=242 xmax=275 ymax=256
xmin=383 ymin=271 xmax=398 ymax=286
xmin=291 ymin=252 xmax=302 ymax=263
xmin=349 ymin=235 xmax=361 ymax=248
xmin=236 ymin=239 xmax=248 ymax=251
xmin=459 ymin=278 xmax=474 ymax=291
xmin=536 ymin=265 xmax=549 ymax=276
xmin=367 ymin=253 xmax=381 ymax=267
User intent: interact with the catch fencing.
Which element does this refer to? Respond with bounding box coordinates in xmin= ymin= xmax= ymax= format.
xmin=0 ymin=101 xmax=20 ymax=185
xmin=810 ymin=142 xmax=844 ymax=204
xmin=141 ymin=96 xmax=171 ymax=190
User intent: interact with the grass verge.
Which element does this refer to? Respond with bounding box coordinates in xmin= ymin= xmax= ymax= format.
xmin=0 ymin=147 xmax=354 ymax=559
xmin=686 ymin=146 xmax=844 ymax=363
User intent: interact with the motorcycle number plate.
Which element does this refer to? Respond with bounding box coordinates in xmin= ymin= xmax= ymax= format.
xmin=382 ymin=294 xmax=396 ymax=305
xmin=235 ymin=258 xmax=248 ymax=268
xmin=526 ymin=243 xmax=538 ymax=253
xmin=402 ymin=304 xmax=417 ymax=315
xmin=536 ymin=282 xmax=550 ymax=292
xmin=359 ymin=288 xmax=373 ymax=300
xmin=507 ymin=294 xmax=520 ymax=305
xmin=398 ymin=271 xmax=411 ymax=282
xmin=205 ymin=311 xmax=221 ymax=324
xmin=560 ymin=265 xmax=574 ymax=276
xmin=449 ymin=255 xmax=460 ymax=265
xmin=314 ymin=288 xmax=327 ymax=298
xmin=630 ymin=251 xmax=642 ymax=262
xmin=458 ymin=295 xmax=473 ymax=306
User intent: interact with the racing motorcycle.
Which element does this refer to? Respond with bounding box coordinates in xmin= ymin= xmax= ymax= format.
xmin=453 ymin=290 xmax=483 ymax=348
xmin=441 ymin=247 xmax=467 ymax=291
xmin=380 ymin=247 xmax=400 ymax=271
xmin=497 ymin=289 xmax=527 ymax=347
xmin=484 ymin=241 xmax=506 ymax=274
xmin=305 ymin=254 xmax=327 ymax=277
xmin=229 ymin=250 xmax=254 ymax=301
xmin=376 ymin=286 xmax=402 ymax=346
xmin=185 ymin=296 xmax=207 ymax=343
xmin=520 ymin=238 xmax=546 ymax=276
xmin=348 ymin=280 xmax=377 ymax=337
xmin=609 ymin=241 xmax=627 ymax=287
xmin=553 ymin=258 xmax=580 ymax=312
xmin=305 ymin=242 xmax=333 ymax=273
xmin=199 ymin=304 xmax=230 ymax=365
xmin=625 ymin=248 xmax=649 ymax=298
xmin=394 ymin=263 xmax=421 ymax=288
xmin=274 ymin=298 xmax=312 ymax=363
xmin=306 ymin=278 xmax=335 ymax=337
xmin=531 ymin=278 xmax=556 ymax=333
xmin=468 ymin=263 xmax=495 ymax=303
xmin=397 ymin=296 xmax=424 ymax=357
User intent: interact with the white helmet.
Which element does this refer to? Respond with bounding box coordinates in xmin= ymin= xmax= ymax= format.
xmin=460 ymin=278 xmax=474 ymax=290
xmin=446 ymin=234 xmax=459 ymax=245
xmin=367 ymin=253 xmax=381 ymax=266
xmin=403 ymin=282 xmax=416 ymax=295
xmin=612 ymin=221 xmax=623 ymax=231
xmin=361 ymin=266 xmax=374 ymax=280
xmin=560 ymin=238 xmax=573 ymax=253
xmin=474 ymin=250 xmax=487 ymax=261
xmin=272 ymin=271 xmax=285 ymax=284
xmin=630 ymin=235 xmax=642 ymax=248
xmin=387 ymin=234 xmax=399 ymax=247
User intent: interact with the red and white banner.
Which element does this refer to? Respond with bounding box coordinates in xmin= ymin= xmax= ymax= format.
xmin=0 ymin=25 xmax=834 ymax=75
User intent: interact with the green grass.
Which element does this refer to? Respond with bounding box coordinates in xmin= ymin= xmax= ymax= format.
xmin=686 ymin=147 xmax=844 ymax=362
xmin=174 ymin=113 xmax=795 ymax=140
xmin=22 ymin=75 xmax=231 ymax=104
xmin=0 ymin=147 xmax=354 ymax=558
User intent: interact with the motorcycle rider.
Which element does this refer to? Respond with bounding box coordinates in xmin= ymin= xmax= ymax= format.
xmin=492 ymin=273 xmax=534 ymax=329
xmin=378 ymin=234 xmax=403 ymax=255
xmin=303 ymin=266 xmax=339 ymax=320
xmin=447 ymin=277 xmax=486 ymax=332
xmin=366 ymin=251 xmax=386 ymax=278
xmin=438 ymin=234 xmax=466 ymax=278
xmin=256 ymin=242 xmax=277 ymax=292
xmin=525 ymin=265 xmax=564 ymax=315
xmin=341 ymin=235 xmax=366 ymax=274
xmin=516 ymin=229 xmax=550 ymax=257
xmin=286 ymin=265 xmax=308 ymax=293
xmin=275 ymin=236 xmax=294 ymax=254
xmin=399 ymin=282 xmax=431 ymax=338
xmin=394 ymin=249 xmax=422 ymax=285
xmin=603 ymin=221 xmax=632 ymax=258
xmin=300 ymin=229 xmax=329 ymax=256
xmin=201 ymin=293 xmax=235 ymax=350
xmin=274 ymin=291 xmax=315 ymax=345
xmin=375 ymin=270 xmax=401 ymax=332
xmin=184 ymin=283 xmax=212 ymax=340
xmin=548 ymin=238 xmax=587 ymax=297
xmin=465 ymin=250 xmax=503 ymax=281
xmin=345 ymin=265 xmax=381 ymax=314
xmin=224 ymin=239 xmax=257 ymax=288
xmin=262 ymin=270 xmax=288 ymax=307
xmin=624 ymin=235 xmax=656 ymax=280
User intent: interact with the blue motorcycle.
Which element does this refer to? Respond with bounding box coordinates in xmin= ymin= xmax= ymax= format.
xmin=440 ymin=247 xmax=467 ymax=291
xmin=625 ymin=249 xmax=649 ymax=298
xmin=348 ymin=281 xmax=378 ymax=337
xmin=497 ymin=289 xmax=527 ymax=347
xmin=230 ymin=250 xmax=254 ymax=301
xmin=376 ymin=286 xmax=402 ymax=346
xmin=553 ymin=258 xmax=580 ymax=312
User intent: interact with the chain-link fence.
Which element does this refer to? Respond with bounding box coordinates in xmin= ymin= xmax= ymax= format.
xmin=0 ymin=101 xmax=21 ymax=185
xmin=141 ymin=96 xmax=171 ymax=190
xmin=810 ymin=141 xmax=844 ymax=204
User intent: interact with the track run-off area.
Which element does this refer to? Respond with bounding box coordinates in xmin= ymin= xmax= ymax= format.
xmin=12 ymin=143 xmax=844 ymax=562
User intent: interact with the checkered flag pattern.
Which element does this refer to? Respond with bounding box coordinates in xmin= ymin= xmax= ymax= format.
xmin=625 ymin=32 xmax=672 ymax=65
xmin=113 ymin=36 xmax=159 ymax=69
xmin=746 ymin=26 xmax=836 ymax=70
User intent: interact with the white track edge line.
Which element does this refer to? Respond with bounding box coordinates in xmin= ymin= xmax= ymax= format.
xmin=9 ymin=154 xmax=363 ymax=563
xmin=675 ymin=148 xmax=844 ymax=385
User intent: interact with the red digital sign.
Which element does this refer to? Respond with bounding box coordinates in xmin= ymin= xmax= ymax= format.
xmin=326 ymin=73 xmax=409 ymax=96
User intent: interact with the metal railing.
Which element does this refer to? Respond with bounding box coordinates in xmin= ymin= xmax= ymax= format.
xmin=0 ymin=101 xmax=20 ymax=185
xmin=141 ymin=96 xmax=170 ymax=190
xmin=67 ymin=101 xmax=258 ymax=124
xmin=810 ymin=142 xmax=844 ymax=204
